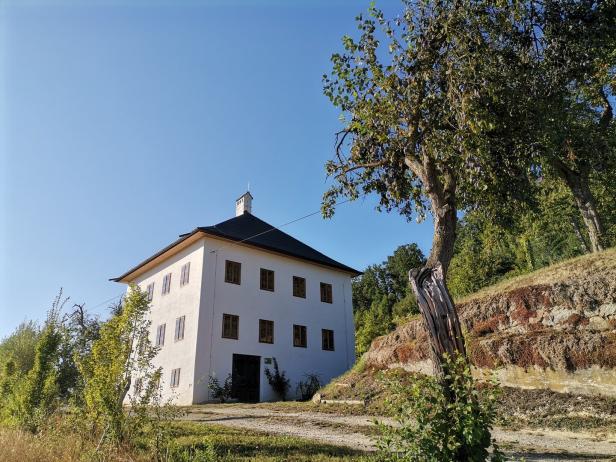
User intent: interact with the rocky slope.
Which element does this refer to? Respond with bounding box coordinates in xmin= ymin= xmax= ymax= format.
xmin=363 ymin=249 xmax=616 ymax=396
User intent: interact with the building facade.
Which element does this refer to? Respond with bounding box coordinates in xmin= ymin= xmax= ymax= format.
xmin=112 ymin=193 xmax=359 ymax=405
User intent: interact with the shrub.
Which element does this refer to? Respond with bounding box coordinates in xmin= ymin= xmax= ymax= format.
xmin=79 ymin=285 xmax=159 ymax=445
xmin=13 ymin=307 xmax=63 ymax=433
xmin=264 ymin=358 xmax=290 ymax=401
xmin=208 ymin=374 xmax=233 ymax=403
xmin=296 ymin=373 xmax=321 ymax=401
xmin=375 ymin=354 xmax=504 ymax=462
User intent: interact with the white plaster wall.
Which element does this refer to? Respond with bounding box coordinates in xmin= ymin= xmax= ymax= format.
xmin=128 ymin=240 xmax=205 ymax=406
xmin=193 ymin=237 xmax=355 ymax=403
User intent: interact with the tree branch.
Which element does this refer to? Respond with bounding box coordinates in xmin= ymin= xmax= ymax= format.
xmin=599 ymin=87 xmax=613 ymax=131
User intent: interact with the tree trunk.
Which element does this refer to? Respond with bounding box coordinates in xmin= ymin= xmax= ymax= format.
xmin=556 ymin=164 xmax=605 ymax=252
xmin=426 ymin=198 xmax=457 ymax=275
xmin=408 ymin=163 xmax=466 ymax=377
xmin=571 ymin=217 xmax=591 ymax=254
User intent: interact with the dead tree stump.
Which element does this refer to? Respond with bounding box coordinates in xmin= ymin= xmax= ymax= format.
xmin=409 ymin=263 xmax=466 ymax=377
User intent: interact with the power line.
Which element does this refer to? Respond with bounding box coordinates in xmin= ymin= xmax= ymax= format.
xmin=89 ymin=292 xmax=124 ymax=310
xmin=207 ymin=194 xmax=364 ymax=254
xmin=91 ymin=193 xmax=363 ymax=310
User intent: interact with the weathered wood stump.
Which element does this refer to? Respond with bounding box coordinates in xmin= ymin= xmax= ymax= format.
xmin=409 ymin=263 xmax=466 ymax=377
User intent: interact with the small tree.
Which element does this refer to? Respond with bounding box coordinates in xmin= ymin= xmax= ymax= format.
xmin=264 ymin=358 xmax=290 ymax=401
xmin=0 ymin=320 xmax=40 ymax=376
xmin=9 ymin=292 xmax=73 ymax=433
xmin=376 ymin=355 xmax=503 ymax=462
xmin=208 ymin=374 xmax=233 ymax=403
xmin=80 ymin=285 xmax=158 ymax=445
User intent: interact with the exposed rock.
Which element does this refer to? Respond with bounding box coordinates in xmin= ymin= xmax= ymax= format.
xmin=362 ymin=251 xmax=616 ymax=396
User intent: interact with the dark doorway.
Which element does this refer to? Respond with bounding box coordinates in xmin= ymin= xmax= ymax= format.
xmin=231 ymin=354 xmax=261 ymax=402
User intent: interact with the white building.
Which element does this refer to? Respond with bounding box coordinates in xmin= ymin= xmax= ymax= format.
xmin=112 ymin=193 xmax=359 ymax=404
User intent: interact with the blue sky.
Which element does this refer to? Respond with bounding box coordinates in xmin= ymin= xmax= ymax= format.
xmin=0 ymin=0 xmax=435 ymax=338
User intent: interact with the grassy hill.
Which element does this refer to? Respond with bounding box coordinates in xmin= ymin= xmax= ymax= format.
xmin=310 ymin=249 xmax=616 ymax=433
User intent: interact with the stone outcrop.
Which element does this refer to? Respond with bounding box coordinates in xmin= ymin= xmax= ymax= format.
xmin=363 ymin=250 xmax=616 ymax=396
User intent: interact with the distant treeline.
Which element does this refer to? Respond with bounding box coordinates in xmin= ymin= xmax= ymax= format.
xmin=353 ymin=174 xmax=616 ymax=356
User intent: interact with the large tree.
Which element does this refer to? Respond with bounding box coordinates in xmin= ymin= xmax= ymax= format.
xmin=322 ymin=0 xmax=532 ymax=373
xmin=521 ymin=0 xmax=616 ymax=252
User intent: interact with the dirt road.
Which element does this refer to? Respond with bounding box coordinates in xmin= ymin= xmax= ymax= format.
xmin=181 ymin=404 xmax=616 ymax=461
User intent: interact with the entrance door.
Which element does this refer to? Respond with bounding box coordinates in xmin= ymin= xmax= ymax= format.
xmin=231 ymin=354 xmax=260 ymax=402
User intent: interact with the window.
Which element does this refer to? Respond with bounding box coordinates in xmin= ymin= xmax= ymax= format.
xmin=162 ymin=273 xmax=172 ymax=295
xmin=259 ymin=319 xmax=274 ymax=344
xmin=225 ymin=260 xmax=241 ymax=285
xmin=320 ymin=282 xmax=333 ymax=303
xmin=134 ymin=377 xmax=143 ymax=394
xmin=156 ymin=323 xmax=166 ymax=347
xmin=146 ymin=283 xmax=155 ymax=302
xmin=170 ymin=368 xmax=181 ymax=388
xmin=322 ymin=329 xmax=335 ymax=351
xmin=175 ymin=315 xmax=186 ymax=341
xmin=293 ymin=324 xmax=307 ymax=348
xmin=180 ymin=262 xmax=191 ymax=286
xmin=260 ymin=268 xmax=275 ymax=291
xmin=222 ymin=314 xmax=239 ymax=339
xmin=293 ymin=276 xmax=306 ymax=298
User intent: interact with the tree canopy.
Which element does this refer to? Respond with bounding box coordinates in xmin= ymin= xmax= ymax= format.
xmin=322 ymin=0 xmax=535 ymax=273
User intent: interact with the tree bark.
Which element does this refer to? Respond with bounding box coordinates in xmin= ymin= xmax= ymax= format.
xmin=554 ymin=161 xmax=605 ymax=252
xmin=571 ymin=217 xmax=591 ymax=254
xmin=406 ymin=158 xmax=466 ymax=377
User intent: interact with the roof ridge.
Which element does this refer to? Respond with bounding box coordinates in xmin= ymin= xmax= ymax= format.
xmin=112 ymin=212 xmax=361 ymax=282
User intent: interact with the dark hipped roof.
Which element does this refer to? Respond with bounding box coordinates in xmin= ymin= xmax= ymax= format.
xmin=111 ymin=212 xmax=361 ymax=282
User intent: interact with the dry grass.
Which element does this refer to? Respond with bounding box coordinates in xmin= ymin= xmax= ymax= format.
xmin=0 ymin=427 xmax=94 ymax=462
xmin=456 ymin=247 xmax=616 ymax=304
xmin=0 ymin=421 xmax=368 ymax=462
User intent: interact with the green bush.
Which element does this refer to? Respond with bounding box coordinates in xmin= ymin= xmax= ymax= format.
xmin=208 ymin=374 xmax=233 ymax=402
xmin=296 ymin=373 xmax=321 ymax=401
xmin=375 ymin=355 xmax=503 ymax=462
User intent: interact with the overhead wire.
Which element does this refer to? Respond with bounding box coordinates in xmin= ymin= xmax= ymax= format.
xmin=88 ymin=193 xmax=365 ymax=310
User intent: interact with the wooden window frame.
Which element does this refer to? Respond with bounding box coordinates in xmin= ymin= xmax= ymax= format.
xmin=222 ymin=314 xmax=239 ymax=340
xmin=156 ymin=323 xmax=166 ymax=347
xmin=225 ymin=260 xmax=241 ymax=285
xmin=170 ymin=368 xmax=181 ymax=388
xmin=260 ymin=268 xmax=275 ymax=292
xmin=259 ymin=319 xmax=274 ymax=344
xmin=162 ymin=273 xmax=172 ymax=295
xmin=292 ymin=276 xmax=306 ymax=298
xmin=180 ymin=262 xmax=191 ymax=287
xmin=146 ymin=282 xmax=155 ymax=302
xmin=320 ymin=282 xmax=333 ymax=304
xmin=175 ymin=315 xmax=185 ymax=342
xmin=293 ymin=324 xmax=307 ymax=348
xmin=322 ymin=329 xmax=335 ymax=351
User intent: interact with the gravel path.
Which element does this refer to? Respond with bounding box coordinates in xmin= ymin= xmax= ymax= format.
xmin=182 ymin=404 xmax=616 ymax=462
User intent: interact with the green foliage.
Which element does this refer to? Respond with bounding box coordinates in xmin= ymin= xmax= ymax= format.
xmin=376 ymin=355 xmax=503 ymax=462
xmin=296 ymin=373 xmax=321 ymax=401
xmin=447 ymin=177 xmax=604 ymax=299
xmin=353 ymin=244 xmax=424 ymax=356
xmin=264 ymin=358 xmax=290 ymax=401
xmin=0 ymin=321 xmax=40 ymax=377
xmin=12 ymin=305 xmax=63 ymax=433
xmin=208 ymin=374 xmax=233 ymax=403
xmin=80 ymin=284 xmax=159 ymax=444
xmin=322 ymin=0 xmax=534 ymax=224
xmin=167 ymin=441 xmax=219 ymax=462
xmin=355 ymin=296 xmax=392 ymax=357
